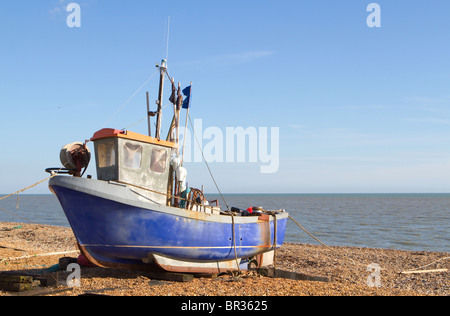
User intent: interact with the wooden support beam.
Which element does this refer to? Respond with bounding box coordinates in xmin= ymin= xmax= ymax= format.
xmin=257 ymin=267 xmax=332 ymax=283
xmin=145 ymin=271 xmax=194 ymax=283
xmin=0 ymin=275 xmax=33 ymax=283
xmin=0 ymin=275 xmax=40 ymax=292
xmin=6 ymin=287 xmax=74 ymax=297
xmin=401 ymin=269 xmax=448 ymax=275
xmin=0 ymin=282 xmax=36 ymax=292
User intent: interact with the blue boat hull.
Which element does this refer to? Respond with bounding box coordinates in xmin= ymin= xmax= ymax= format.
xmin=49 ymin=177 xmax=288 ymax=272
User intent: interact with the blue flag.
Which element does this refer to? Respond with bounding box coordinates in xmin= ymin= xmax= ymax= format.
xmin=182 ymin=85 xmax=192 ymax=109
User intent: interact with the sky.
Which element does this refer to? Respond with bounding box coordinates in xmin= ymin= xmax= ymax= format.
xmin=1 ymin=0 xmax=450 ymax=194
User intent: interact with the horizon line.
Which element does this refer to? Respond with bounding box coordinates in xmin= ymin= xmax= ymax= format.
xmin=3 ymin=192 xmax=450 ymax=196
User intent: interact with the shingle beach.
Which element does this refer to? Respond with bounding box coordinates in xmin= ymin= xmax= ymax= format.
xmin=0 ymin=222 xmax=448 ymax=296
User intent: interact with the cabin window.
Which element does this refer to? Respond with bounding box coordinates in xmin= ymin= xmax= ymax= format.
xmin=150 ymin=148 xmax=167 ymax=173
xmin=98 ymin=142 xmax=116 ymax=168
xmin=124 ymin=143 xmax=142 ymax=169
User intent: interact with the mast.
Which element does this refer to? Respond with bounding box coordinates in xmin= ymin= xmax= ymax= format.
xmin=146 ymin=91 xmax=152 ymax=137
xmin=181 ymin=81 xmax=192 ymax=165
xmin=156 ymin=59 xmax=167 ymax=140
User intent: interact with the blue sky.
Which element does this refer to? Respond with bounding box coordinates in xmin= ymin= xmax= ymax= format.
xmin=1 ymin=0 xmax=450 ymax=194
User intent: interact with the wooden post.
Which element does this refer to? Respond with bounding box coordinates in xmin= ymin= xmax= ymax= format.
xmin=146 ymin=92 xmax=152 ymax=137
xmin=166 ymin=116 xmax=176 ymax=142
xmin=176 ymin=82 xmax=182 ymax=144
xmin=166 ymin=77 xmax=177 ymax=142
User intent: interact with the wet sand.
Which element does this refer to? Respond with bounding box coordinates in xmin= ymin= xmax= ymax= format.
xmin=0 ymin=222 xmax=448 ymax=296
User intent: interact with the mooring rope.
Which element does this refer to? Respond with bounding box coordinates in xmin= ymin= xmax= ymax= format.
xmin=0 ymin=250 xmax=80 ymax=263
xmin=0 ymin=174 xmax=58 ymax=203
xmin=0 ymin=171 xmax=62 ymax=223
xmin=401 ymin=257 xmax=450 ymax=274
xmin=288 ymin=215 xmax=329 ymax=248
xmin=288 ymin=215 xmax=449 ymax=274
xmin=272 ymin=212 xmax=278 ymax=270
xmin=230 ymin=213 xmax=241 ymax=273
xmin=0 ymin=206 xmax=39 ymax=225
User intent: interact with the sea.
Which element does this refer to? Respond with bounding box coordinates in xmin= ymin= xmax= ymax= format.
xmin=0 ymin=193 xmax=448 ymax=253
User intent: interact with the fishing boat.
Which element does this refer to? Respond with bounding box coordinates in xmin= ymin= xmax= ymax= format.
xmin=47 ymin=59 xmax=289 ymax=273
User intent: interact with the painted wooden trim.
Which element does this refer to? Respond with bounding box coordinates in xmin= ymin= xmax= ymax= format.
xmin=91 ymin=128 xmax=178 ymax=149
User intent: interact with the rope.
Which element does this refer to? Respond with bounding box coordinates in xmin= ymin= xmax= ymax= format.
xmin=116 ymin=180 xmax=227 ymax=214
xmin=122 ymin=180 xmax=240 ymax=274
xmin=120 ymin=102 xmax=173 ymax=134
xmin=0 ymin=173 xmax=60 ymax=224
xmin=288 ymin=215 xmax=449 ymax=274
xmin=289 ymin=215 xmax=329 ymax=248
xmin=0 ymin=174 xmax=58 ymax=203
xmin=187 ymin=114 xmax=230 ymax=211
xmin=0 ymin=250 xmax=80 ymax=263
xmin=121 ymin=116 xmax=147 ymax=131
xmin=0 ymin=206 xmax=39 ymax=225
xmin=230 ymin=213 xmax=241 ymax=273
xmin=402 ymin=257 xmax=450 ymax=273
xmin=272 ymin=212 xmax=277 ymax=270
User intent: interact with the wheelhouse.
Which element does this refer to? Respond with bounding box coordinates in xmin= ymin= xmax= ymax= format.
xmin=91 ymin=128 xmax=178 ymax=205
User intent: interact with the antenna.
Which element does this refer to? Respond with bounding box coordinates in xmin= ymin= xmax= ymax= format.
xmin=165 ymin=16 xmax=171 ymax=61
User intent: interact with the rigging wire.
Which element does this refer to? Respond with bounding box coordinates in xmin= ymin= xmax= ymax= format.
xmin=187 ymin=114 xmax=230 ymax=212
xmin=121 ymin=116 xmax=147 ymax=131
xmin=121 ymin=102 xmax=172 ymax=132
xmin=103 ymin=70 xmax=159 ymax=126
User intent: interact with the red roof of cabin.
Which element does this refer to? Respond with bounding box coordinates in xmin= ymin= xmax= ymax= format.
xmin=91 ymin=129 xmax=178 ymax=149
